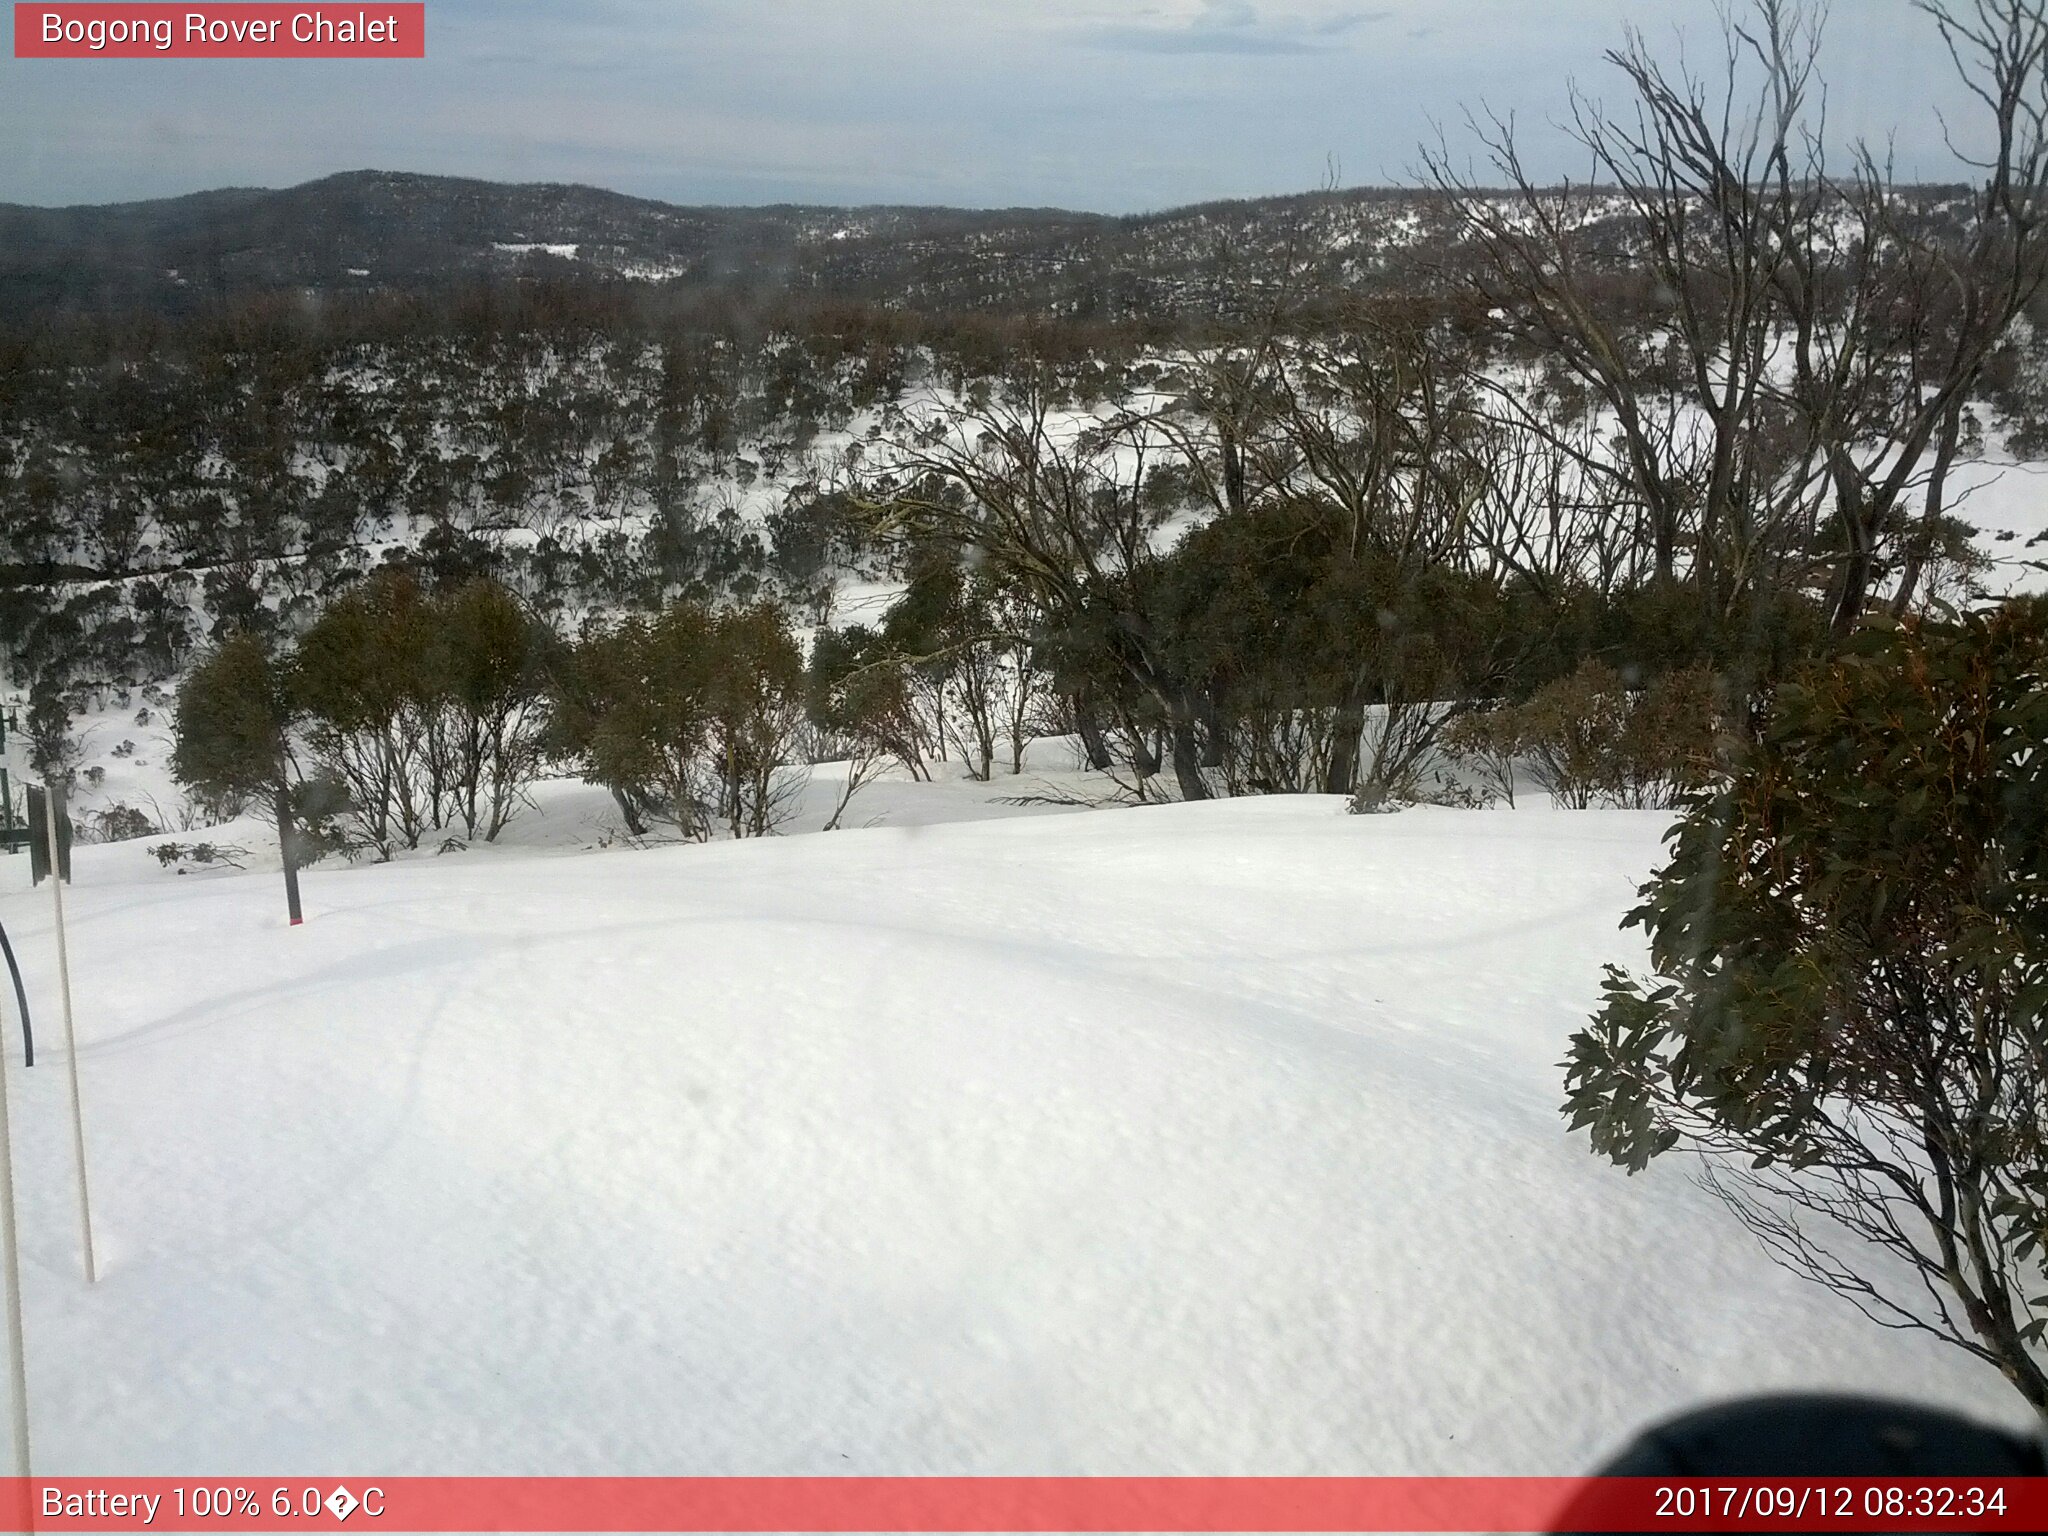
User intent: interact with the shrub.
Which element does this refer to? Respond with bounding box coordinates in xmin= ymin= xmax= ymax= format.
xmin=151 ymin=841 xmax=250 ymax=871
xmin=551 ymin=599 xmax=807 ymax=840
xmin=1454 ymin=661 xmax=1722 ymax=809
xmin=1565 ymin=601 xmax=2048 ymax=1415
xmin=89 ymin=804 xmax=158 ymax=843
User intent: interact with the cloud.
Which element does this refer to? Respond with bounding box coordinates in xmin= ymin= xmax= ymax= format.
xmin=0 ymin=0 xmax=1990 ymax=215
xmin=1078 ymin=1 xmax=1388 ymax=56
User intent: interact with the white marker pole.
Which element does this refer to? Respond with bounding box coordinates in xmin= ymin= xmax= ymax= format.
xmin=0 ymin=965 xmax=29 ymax=1479
xmin=43 ymin=786 xmax=96 ymax=1285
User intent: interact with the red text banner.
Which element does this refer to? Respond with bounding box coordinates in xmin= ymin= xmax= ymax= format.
xmin=14 ymin=5 xmax=424 ymax=58
xmin=8 ymin=1476 xmax=2048 ymax=1533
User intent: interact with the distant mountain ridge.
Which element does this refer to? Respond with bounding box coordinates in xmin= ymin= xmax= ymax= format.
xmin=0 ymin=168 xmax=1978 ymax=326
xmin=0 ymin=168 xmax=1464 ymax=321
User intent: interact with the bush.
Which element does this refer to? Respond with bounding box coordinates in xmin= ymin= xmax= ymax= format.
xmin=807 ymin=623 xmax=929 ymax=778
xmin=292 ymin=571 xmax=551 ymax=853
xmin=151 ymin=841 xmax=250 ymax=871
xmin=170 ymin=633 xmax=310 ymax=920
xmin=1565 ymin=600 xmax=2048 ymax=1415
xmin=1449 ymin=661 xmax=1721 ymax=809
xmin=88 ymin=804 xmax=158 ymax=843
xmin=551 ymin=599 xmax=806 ymax=840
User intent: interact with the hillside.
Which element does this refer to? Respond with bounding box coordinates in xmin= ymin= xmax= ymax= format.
xmin=0 ymin=170 xmax=1489 ymax=321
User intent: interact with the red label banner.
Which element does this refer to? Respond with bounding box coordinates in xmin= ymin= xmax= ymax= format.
xmin=6 ymin=1476 xmax=2047 ymax=1532
xmin=13 ymin=4 xmax=424 ymax=58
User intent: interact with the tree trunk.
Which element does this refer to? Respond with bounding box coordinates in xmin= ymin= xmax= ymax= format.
xmin=1195 ymin=691 xmax=1226 ymax=769
xmin=274 ymin=776 xmax=303 ymax=927
xmin=1168 ymin=718 xmax=1210 ymax=801
xmin=1074 ymin=696 xmax=1114 ymax=771
xmin=610 ymin=784 xmax=648 ymax=837
xmin=1891 ymin=402 xmax=1965 ymax=619
xmin=1829 ymin=539 xmax=1876 ymax=638
xmin=1222 ymin=432 xmax=1248 ymax=519
xmin=1323 ymin=695 xmax=1367 ymax=797
xmin=1653 ymin=511 xmax=1676 ymax=586
xmin=1828 ymin=474 xmax=1880 ymax=638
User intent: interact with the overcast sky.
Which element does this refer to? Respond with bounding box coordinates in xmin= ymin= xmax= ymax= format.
xmin=0 ymin=0 xmax=1989 ymax=212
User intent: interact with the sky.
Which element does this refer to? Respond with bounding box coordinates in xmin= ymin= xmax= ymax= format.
xmin=0 ymin=0 xmax=1993 ymax=212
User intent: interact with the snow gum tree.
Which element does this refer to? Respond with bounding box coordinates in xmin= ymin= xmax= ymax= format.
xmin=170 ymin=634 xmax=315 ymax=924
xmin=550 ymin=599 xmax=806 ymax=841
xmin=1429 ymin=0 xmax=2048 ymax=635
xmin=806 ymin=623 xmax=932 ymax=781
xmin=429 ymin=578 xmax=554 ymax=843
xmin=1565 ymin=599 xmax=2048 ymax=1415
xmin=292 ymin=568 xmax=437 ymax=858
xmin=291 ymin=570 xmax=553 ymax=852
xmin=704 ymin=603 xmax=808 ymax=839
xmin=552 ymin=605 xmax=717 ymax=841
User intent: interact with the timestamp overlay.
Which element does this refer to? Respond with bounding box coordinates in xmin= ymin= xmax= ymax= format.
xmin=5 ymin=1477 xmax=2047 ymax=1532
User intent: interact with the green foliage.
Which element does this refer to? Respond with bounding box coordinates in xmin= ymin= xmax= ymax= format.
xmin=290 ymin=570 xmax=551 ymax=851
xmin=290 ymin=568 xmax=437 ymax=855
xmin=24 ymin=677 xmax=80 ymax=788
xmin=151 ymin=841 xmax=250 ymax=871
xmin=292 ymin=567 xmax=433 ymax=732
xmin=704 ymin=602 xmax=809 ymax=835
xmin=1450 ymin=661 xmax=1722 ymax=810
xmin=1565 ymin=599 xmax=2048 ymax=1410
xmin=87 ymin=803 xmax=158 ymax=843
xmin=429 ymin=578 xmax=556 ymax=841
xmin=1152 ymin=499 xmax=1510 ymax=793
xmin=552 ymin=598 xmax=806 ymax=839
xmin=1493 ymin=579 xmax=1828 ymax=702
xmin=807 ymin=623 xmax=927 ymax=776
xmin=556 ymin=603 xmax=716 ymax=838
xmin=171 ymin=634 xmax=293 ymax=806
xmin=171 ymin=633 xmax=354 ymax=868
xmin=433 ymin=578 xmax=547 ymax=719
xmin=287 ymin=771 xmax=357 ymax=862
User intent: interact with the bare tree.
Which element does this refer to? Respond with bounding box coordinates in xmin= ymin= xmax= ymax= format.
xmin=1788 ymin=0 xmax=2048 ymax=626
xmin=1253 ymin=316 xmax=1494 ymax=792
xmin=857 ymin=371 xmax=1216 ymax=801
xmin=1427 ymin=0 xmax=2048 ymax=632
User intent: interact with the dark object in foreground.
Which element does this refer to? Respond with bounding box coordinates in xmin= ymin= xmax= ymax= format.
xmin=26 ymin=783 xmax=72 ymax=885
xmin=1595 ymin=1394 xmax=2041 ymax=1475
xmin=0 ymin=918 xmax=27 ymax=1066
xmin=1553 ymin=1394 xmax=2043 ymax=1533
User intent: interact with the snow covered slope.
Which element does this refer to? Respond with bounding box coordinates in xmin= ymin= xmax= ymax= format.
xmin=0 ymin=797 xmax=2026 ymax=1475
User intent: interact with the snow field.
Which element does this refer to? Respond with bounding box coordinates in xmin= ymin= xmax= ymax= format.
xmin=0 ymin=794 xmax=2027 ymax=1476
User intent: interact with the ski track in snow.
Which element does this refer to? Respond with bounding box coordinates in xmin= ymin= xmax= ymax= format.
xmin=0 ymin=791 xmax=2030 ymax=1475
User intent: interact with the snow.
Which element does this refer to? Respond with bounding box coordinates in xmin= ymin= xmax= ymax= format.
xmin=492 ymin=242 xmax=581 ymax=260
xmin=615 ymin=259 xmax=695 ymax=280
xmin=0 ymin=789 xmax=2027 ymax=1476
xmin=1948 ymin=451 xmax=2048 ymax=597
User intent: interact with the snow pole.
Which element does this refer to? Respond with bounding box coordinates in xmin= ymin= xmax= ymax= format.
xmin=43 ymin=786 xmax=96 ymax=1285
xmin=0 ymin=949 xmax=30 ymax=1482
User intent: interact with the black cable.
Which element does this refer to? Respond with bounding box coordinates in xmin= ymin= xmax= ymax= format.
xmin=0 ymin=918 xmax=29 ymax=1068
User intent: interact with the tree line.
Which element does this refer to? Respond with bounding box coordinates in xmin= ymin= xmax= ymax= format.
xmin=170 ymin=568 xmax=825 ymax=864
